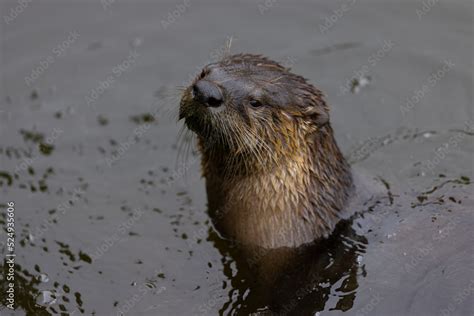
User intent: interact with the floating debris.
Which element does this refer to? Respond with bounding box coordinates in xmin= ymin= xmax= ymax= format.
xmin=39 ymin=143 xmax=54 ymax=156
xmin=97 ymin=115 xmax=109 ymax=126
xmin=351 ymin=75 xmax=371 ymax=94
xmin=30 ymin=89 xmax=39 ymax=100
xmin=130 ymin=113 xmax=155 ymax=124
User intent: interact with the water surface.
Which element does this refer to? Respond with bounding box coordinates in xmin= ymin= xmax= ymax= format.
xmin=0 ymin=1 xmax=472 ymax=315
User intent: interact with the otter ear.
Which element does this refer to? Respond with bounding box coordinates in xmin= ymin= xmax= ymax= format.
xmin=303 ymin=106 xmax=329 ymax=127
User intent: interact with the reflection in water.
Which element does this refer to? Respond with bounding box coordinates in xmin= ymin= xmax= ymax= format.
xmin=0 ymin=262 xmax=81 ymax=315
xmin=203 ymin=173 xmax=471 ymax=315
xmin=208 ymin=217 xmax=368 ymax=315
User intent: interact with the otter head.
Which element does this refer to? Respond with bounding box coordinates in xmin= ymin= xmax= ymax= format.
xmin=179 ymin=54 xmax=334 ymax=175
xmin=179 ymin=54 xmax=353 ymax=248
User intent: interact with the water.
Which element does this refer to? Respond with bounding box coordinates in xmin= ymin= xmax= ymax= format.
xmin=0 ymin=1 xmax=472 ymax=315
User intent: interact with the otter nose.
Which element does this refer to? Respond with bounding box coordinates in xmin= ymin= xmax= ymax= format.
xmin=192 ymin=80 xmax=223 ymax=108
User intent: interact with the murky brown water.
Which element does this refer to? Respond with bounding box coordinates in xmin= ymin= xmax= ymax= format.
xmin=1 ymin=1 xmax=473 ymax=315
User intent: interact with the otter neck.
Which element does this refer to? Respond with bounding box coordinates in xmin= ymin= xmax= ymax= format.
xmin=199 ymin=125 xmax=353 ymax=248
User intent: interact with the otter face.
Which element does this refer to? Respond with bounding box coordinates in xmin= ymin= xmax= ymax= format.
xmin=179 ymin=54 xmax=329 ymax=159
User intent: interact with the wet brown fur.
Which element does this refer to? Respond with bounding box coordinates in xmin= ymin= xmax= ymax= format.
xmin=180 ymin=54 xmax=353 ymax=248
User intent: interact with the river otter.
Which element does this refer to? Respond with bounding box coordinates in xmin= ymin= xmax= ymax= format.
xmin=179 ymin=54 xmax=353 ymax=249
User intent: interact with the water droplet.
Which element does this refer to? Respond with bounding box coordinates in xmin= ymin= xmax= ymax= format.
xmin=36 ymin=290 xmax=58 ymax=306
xmin=38 ymin=273 xmax=50 ymax=283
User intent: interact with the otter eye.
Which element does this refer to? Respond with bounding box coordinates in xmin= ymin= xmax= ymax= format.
xmin=199 ymin=70 xmax=206 ymax=79
xmin=249 ymin=99 xmax=263 ymax=108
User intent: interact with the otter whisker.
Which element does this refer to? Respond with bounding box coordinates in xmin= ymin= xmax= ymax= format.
xmin=176 ymin=125 xmax=195 ymax=173
xmin=222 ymin=36 xmax=234 ymax=60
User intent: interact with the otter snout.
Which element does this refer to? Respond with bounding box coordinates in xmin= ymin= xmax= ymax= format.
xmin=192 ymin=80 xmax=223 ymax=108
